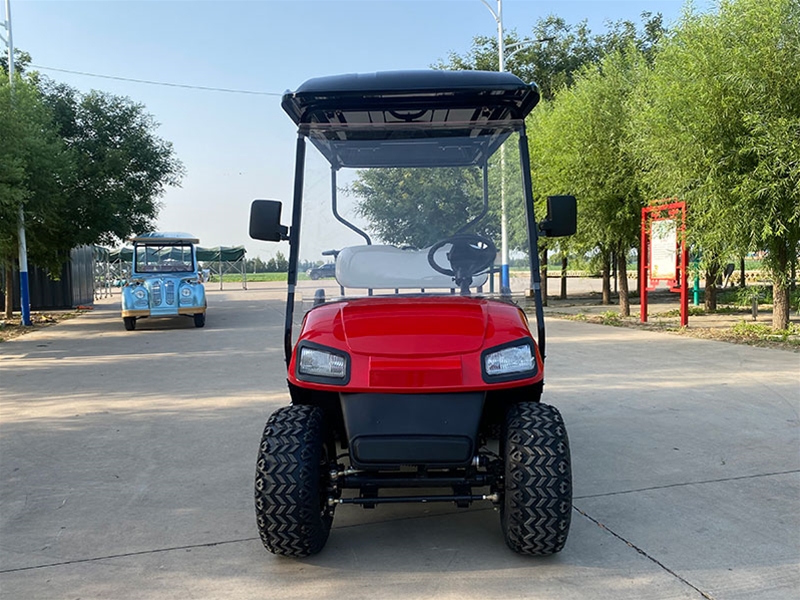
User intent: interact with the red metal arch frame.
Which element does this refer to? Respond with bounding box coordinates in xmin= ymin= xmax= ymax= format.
xmin=640 ymin=199 xmax=689 ymax=327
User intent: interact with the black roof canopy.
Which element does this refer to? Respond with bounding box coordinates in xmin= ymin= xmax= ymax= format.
xmin=281 ymin=70 xmax=541 ymax=168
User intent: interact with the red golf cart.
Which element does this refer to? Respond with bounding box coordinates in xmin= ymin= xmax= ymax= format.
xmin=249 ymin=70 xmax=576 ymax=557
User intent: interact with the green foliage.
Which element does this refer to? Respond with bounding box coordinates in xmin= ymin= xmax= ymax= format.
xmin=658 ymin=306 xmax=707 ymax=317
xmin=629 ymin=0 xmax=799 ymax=327
xmin=436 ymin=13 xmax=665 ymax=101
xmin=0 ymin=49 xmax=32 ymax=76
xmin=735 ymin=285 xmax=767 ymax=305
xmin=349 ymin=166 xmax=492 ymax=248
xmin=730 ymin=320 xmax=800 ymax=342
xmin=528 ymin=47 xmax=647 ymax=282
xmin=600 ymin=310 xmax=623 ymax=326
xmin=0 ymin=75 xmax=72 ymax=270
xmin=1 ymin=66 xmax=183 ymax=274
xmin=40 ymin=81 xmax=185 ymax=249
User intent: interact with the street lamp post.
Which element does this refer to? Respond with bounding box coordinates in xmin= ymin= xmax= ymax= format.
xmin=480 ymin=0 xmax=511 ymax=291
xmin=1 ymin=0 xmax=31 ymax=325
xmin=480 ymin=0 xmax=552 ymax=294
xmin=481 ymin=0 xmax=533 ymax=293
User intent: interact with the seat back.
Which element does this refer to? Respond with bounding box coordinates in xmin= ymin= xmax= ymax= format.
xmin=335 ymin=245 xmax=488 ymax=290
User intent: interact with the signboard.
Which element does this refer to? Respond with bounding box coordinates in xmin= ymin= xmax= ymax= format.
xmin=640 ymin=200 xmax=688 ymax=327
xmin=649 ymin=218 xmax=677 ymax=282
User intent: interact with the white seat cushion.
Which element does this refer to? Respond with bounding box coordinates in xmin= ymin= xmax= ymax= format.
xmin=335 ymin=245 xmax=488 ymax=290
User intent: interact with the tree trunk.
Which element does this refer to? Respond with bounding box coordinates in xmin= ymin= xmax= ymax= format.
xmin=612 ymin=253 xmax=618 ymax=294
xmin=617 ymin=251 xmax=630 ymax=317
xmin=540 ymin=248 xmax=548 ymax=307
xmin=560 ymin=255 xmax=568 ymax=300
xmin=739 ymin=257 xmax=746 ymax=289
xmin=637 ymin=247 xmax=643 ymax=297
xmin=773 ymin=280 xmax=790 ymax=330
xmin=601 ymin=252 xmax=611 ymax=305
xmin=772 ymin=241 xmax=790 ymax=330
xmin=704 ymin=263 xmax=720 ymax=312
xmin=4 ymin=263 xmax=13 ymax=319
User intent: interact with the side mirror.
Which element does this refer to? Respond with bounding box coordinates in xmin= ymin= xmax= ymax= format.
xmin=249 ymin=199 xmax=288 ymax=242
xmin=539 ymin=195 xmax=577 ymax=238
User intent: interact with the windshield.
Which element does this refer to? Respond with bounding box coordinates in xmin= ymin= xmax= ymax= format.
xmin=297 ymin=126 xmax=533 ymax=302
xmin=134 ymin=244 xmax=195 ymax=274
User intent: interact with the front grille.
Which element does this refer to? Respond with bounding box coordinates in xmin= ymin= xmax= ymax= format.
xmin=151 ymin=280 xmax=162 ymax=305
xmin=165 ymin=280 xmax=175 ymax=305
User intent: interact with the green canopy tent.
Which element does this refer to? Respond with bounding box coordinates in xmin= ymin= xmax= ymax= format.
xmin=197 ymin=246 xmax=247 ymax=290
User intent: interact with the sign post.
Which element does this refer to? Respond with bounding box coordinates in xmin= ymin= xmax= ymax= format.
xmin=640 ymin=200 xmax=688 ymax=326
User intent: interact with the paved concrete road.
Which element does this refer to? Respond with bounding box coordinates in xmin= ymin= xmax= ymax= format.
xmin=1 ymin=287 xmax=798 ymax=600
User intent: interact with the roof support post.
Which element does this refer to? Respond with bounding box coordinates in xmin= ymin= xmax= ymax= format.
xmin=283 ymin=133 xmax=306 ymax=366
xmin=518 ymin=125 xmax=546 ymax=359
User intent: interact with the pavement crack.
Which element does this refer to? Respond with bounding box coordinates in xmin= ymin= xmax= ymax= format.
xmin=574 ymin=469 xmax=799 ymax=500
xmin=0 ymin=537 xmax=260 ymax=574
xmin=574 ymin=506 xmax=715 ymax=600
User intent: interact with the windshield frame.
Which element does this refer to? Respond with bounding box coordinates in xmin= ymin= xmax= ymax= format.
xmin=133 ymin=243 xmax=197 ymax=275
xmin=275 ymin=71 xmax=547 ymax=366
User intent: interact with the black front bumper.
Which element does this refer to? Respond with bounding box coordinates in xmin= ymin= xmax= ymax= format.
xmin=340 ymin=392 xmax=485 ymax=469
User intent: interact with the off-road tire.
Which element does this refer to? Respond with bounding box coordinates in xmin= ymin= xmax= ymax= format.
xmin=255 ymin=405 xmax=333 ymax=557
xmin=501 ymin=402 xmax=572 ymax=555
xmin=123 ymin=317 xmax=136 ymax=331
xmin=193 ymin=313 xmax=206 ymax=328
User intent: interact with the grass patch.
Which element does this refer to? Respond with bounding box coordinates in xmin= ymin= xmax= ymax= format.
xmin=214 ymin=272 xmax=289 ymax=283
xmin=656 ymin=306 xmax=707 ymax=318
xmin=730 ymin=321 xmax=800 ymax=343
xmin=600 ymin=311 xmax=623 ymax=326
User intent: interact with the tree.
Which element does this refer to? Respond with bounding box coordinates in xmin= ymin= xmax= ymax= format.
xmin=246 ymin=256 xmax=268 ymax=273
xmin=435 ymin=12 xmax=666 ymax=303
xmin=528 ymin=49 xmax=647 ymax=315
xmin=274 ymin=251 xmax=288 ymax=272
xmin=1 ymin=61 xmax=184 ymax=316
xmin=349 ymin=167 xmax=491 ymax=248
xmin=436 ymin=13 xmax=665 ymax=101
xmin=0 ymin=75 xmax=71 ymax=317
xmin=630 ymin=0 xmax=800 ymax=328
xmin=39 ymin=81 xmax=184 ymax=250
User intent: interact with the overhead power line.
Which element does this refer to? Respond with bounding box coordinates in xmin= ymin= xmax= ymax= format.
xmin=30 ymin=64 xmax=283 ymax=96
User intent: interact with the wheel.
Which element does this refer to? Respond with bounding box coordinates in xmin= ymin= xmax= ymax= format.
xmin=501 ymin=402 xmax=572 ymax=555
xmin=123 ymin=317 xmax=136 ymax=331
xmin=255 ymin=405 xmax=334 ymax=557
xmin=310 ymin=272 xmax=320 ymax=280
xmin=193 ymin=313 xmax=206 ymax=328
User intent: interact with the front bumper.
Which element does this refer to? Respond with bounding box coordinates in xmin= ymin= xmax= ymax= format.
xmin=340 ymin=391 xmax=485 ymax=469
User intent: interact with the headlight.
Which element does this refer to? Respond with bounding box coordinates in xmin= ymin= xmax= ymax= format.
xmin=296 ymin=343 xmax=349 ymax=383
xmin=180 ymin=287 xmax=192 ymax=298
xmin=134 ymin=288 xmax=146 ymax=300
xmin=299 ymin=347 xmax=346 ymax=378
xmin=482 ymin=341 xmax=537 ymax=382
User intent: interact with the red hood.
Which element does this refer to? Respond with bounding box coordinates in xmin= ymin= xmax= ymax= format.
xmin=294 ymin=296 xmax=538 ymax=392
xmin=300 ymin=296 xmax=531 ymax=356
xmin=339 ymin=297 xmax=487 ymax=357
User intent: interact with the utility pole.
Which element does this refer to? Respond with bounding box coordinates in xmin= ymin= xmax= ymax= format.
xmin=480 ymin=0 xmax=510 ymax=292
xmin=1 ymin=0 xmax=32 ymax=325
xmin=480 ymin=0 xmax=553 ymax=295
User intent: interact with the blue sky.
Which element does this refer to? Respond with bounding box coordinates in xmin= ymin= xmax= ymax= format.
xmin=8 ymin=0 xmax=701 ymax=260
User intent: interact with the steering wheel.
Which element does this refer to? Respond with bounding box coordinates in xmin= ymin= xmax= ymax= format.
xmin=427 ymin=233 xmax=497 ymax=294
